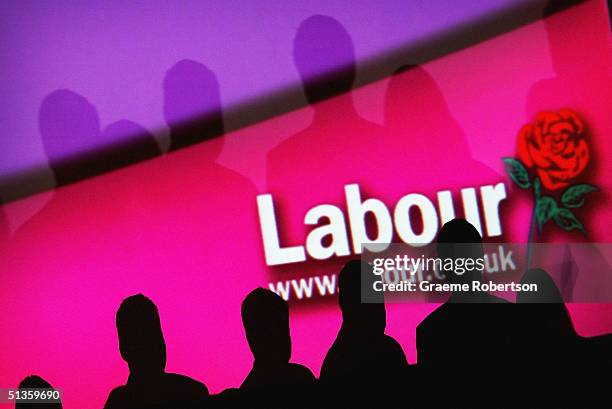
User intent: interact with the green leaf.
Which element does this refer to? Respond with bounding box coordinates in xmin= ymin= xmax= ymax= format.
xmin=535 ymin=196 xmax=557 ymax=232
xmin=534 ymin=177 xmax=542 ymax=198
xmin=553 ymin=208 xmax=585 ymax=233
xmin=502 ymin=158 xmax=530 ymax=189
xmin=561 ymin=184 xmax=598 ymax=208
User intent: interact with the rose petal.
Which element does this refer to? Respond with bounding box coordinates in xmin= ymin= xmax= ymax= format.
xmin=517 ymin=124 xmax=534 ymax=167
xmin=549 ymin=153 xmax=574 ymax=171
xmin=538 ymin=168 xmax=568 ymax=190
xmin=536 ymin=111 xmax=561 ymax=135
xmin=559 ymin=109 xmax=584 ymax=134
xmin=562 ymin=140 xmax=576 ymax=156
xmin=547 ymin=166 xmax=576 ymax=181
xmin=528 ymin=141 xmax=552 ymax=168
xmin=550 ymin=122 xmax=573 ymax=135
xmin=548 ymin=141 xmax=589 ymax=179
xmin=533 ymin=124 xmax=545 ymax=148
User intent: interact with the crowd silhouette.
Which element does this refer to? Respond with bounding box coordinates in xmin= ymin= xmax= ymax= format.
xmin=17 ymin=218 xmax=612 ymax=407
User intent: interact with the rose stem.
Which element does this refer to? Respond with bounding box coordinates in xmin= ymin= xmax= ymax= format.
xmin=525 ymin=186 xmax=537 ymax=271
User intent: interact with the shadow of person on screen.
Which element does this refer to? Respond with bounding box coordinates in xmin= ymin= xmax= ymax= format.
xmin=163 ymin=59 xmax=224 ymax=152
xmin=15 ymin=90 xmax=160 ymax=240
xmin=384 ymin=65 xmax=501 ymax=195
xmin=101 ymin=119 xmax=162 ymax=212
xmin=267 ymin=14 xmax=387 ymax=186
xmin=525 ymin=1 xmax=610 ymax=205
xmin=36 ymin=89 xmax=160 ymax=188
xmin=104 ymin=294 xmax=209 ymax=409
xmin=527 ymin=0 xmax=612 ymax=122
xmin=266 ymin=15 xmax=396 ymax=289
xmin=12 ymin=90 xmax=103 ymax=241
xmin=523 ymin=0 xmax=612 ymax=346
xmin=416 ymin=219 xmax=519 ymax=373
xmin=155 ymin=61 xmax=260 ymax=361
xmin=229 ymin=288 xmax=315 ymax=403
xmin=16 ymin=375 xmax=62 ymax=409
xmin=159 ymin=59 xmax=258 ymax=223
xmin=38 ymin=89 xmax=103 ymax=186
xmin=102 ymin=120 xmax=161 ymax=166
xmin=320 ymin=260 xmax=409 ymax=395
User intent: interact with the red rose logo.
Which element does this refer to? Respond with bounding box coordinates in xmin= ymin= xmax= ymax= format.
xmin=517 ymin=109 xmax=589 ymax=191
xmin=503 ymin=109 xmax=598 ymax=240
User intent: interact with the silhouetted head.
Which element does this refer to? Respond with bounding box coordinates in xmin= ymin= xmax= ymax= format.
xmin=102 ymin=120 xmax=161 ymax=162
xmin=436 ymin=219 xmax=484 ymax=284
xmin=241 ymin=288 xmax=291 ymax=365
xmin=116 ymin=294 xmax=167 ymax=376
xmin=17 ymin=375 xmax=62 ymax=409
xmin=163 ymin=59 xmax=224 ymax=152
xmin=338 ymin=260 xmax=386 ymax=334
xmin=39 ymin=89 xmax=101 ymax=175
xmin=293 ymin=15 xmax=356 ymax=104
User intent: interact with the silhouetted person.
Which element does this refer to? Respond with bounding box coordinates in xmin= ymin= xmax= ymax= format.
xmin=104 ymin=294 xmax=209 ymax=409
xmin=240 ymin=288 xmax=315 ymax=392
xmin=417 ymin=219 xmax=518 ymax=370
xmin=16 ymin=375 xmax=62 ymax=409
xmin=320 ymin=260 xmax=408 ymax=385
xmin=516 ymin=268 xmax=580 ymax=371
xmin=518 ymin=268 xmax=612 ymax=372
xmin=163 ymin=59 xmax=224 ymax=151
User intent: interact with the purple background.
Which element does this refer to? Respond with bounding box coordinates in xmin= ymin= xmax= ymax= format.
xmin=0 ymin=0 xmax=547 ymax=183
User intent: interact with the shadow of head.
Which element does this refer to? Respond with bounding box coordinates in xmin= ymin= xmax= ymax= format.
xmin=293 ymin=15 xmax=356 ymax=105
xmin=38 ymin=90 xmax=100 ymax=173
xmin=163 ymin=59 xmax=224 ymax=152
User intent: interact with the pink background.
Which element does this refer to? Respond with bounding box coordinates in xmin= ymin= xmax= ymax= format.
xmin=1 ymin=1 xmax=612 ymax=407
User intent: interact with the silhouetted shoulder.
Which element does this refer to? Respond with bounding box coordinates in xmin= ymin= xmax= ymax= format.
xmin=382 ymin=335 xmax=408 ymax=364
xmin=417 ymin=302 xmax=447 ymax=332
xmin=103 ymin=385 xmax=128 ymax=409
xmin=485 ymin=294 xmax=511 ymax=304
xmin=286 ymin=363 xmax=316 ymax=383
xmin=418 ymin=295 xmax=511 ymax=332
xmin=163 ymin=373 xmax=209 ymax=397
